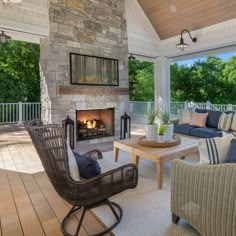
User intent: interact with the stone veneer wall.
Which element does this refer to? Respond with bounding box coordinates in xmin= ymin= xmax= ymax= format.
xmin=40 ymin=0 xmax=129 ymax=143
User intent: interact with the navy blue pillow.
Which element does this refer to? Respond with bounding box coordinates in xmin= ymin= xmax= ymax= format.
xmin=225 ymin=139 xmax=236 ymax=163
xmin=73 ymin=152 xmax=101 ymax=178
xmin=195 ymin=108 xmax=206 ymax=113
xmin=205 ymin=110 xmax=222 ymax=128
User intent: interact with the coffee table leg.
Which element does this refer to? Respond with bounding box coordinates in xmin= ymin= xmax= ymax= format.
xmin=156 ymin=162 xmax=163 ymax=189
xmin=114 ymin=147 xmax=119 ymax=162
xmin=132 ymin=154 xmax=140 ymax=166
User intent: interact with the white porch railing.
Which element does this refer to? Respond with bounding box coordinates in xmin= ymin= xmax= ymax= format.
xmin=129 ymin=101 xmax=236 ymax=119
xmin=0 ymin=102 xmax=41 ymax=124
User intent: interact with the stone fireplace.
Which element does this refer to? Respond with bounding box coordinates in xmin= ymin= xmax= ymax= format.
xmin=40 ymin=0 xmax=129 ymax=144
xmin=76 ymin=108 xmax=114 ymax=141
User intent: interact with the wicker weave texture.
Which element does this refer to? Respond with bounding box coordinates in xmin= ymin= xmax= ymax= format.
xmin=171 ymin=160 xmax=236 ymax=236
xmin=27 ymin=124 xmax=138 ymax=207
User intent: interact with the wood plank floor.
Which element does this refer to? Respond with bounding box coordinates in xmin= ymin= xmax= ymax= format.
xmin=0 ymin=124 xmax=112 ymax=236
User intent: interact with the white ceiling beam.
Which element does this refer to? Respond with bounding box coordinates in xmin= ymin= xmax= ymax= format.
xmin=0 ymin=18 xmax=48 ymax=36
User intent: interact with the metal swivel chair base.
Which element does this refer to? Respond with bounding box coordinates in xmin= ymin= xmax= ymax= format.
xmin=61 ymin=199 xmax=123 ymax=236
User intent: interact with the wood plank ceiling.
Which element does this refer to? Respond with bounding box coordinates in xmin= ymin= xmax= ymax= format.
xmin=138 ymin=0 xmax=236 ymax=40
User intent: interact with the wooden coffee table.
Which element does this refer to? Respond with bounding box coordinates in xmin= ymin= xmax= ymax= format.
xmin=114 ymin=136 xmax=199 ymax=189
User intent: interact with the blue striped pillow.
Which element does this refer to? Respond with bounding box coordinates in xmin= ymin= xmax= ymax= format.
xmin=218 ymin=112 xmax=233 ymax=131
xmin=199 ymin=132 xmax=236 ymax=164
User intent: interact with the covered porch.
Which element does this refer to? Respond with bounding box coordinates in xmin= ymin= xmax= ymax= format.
xmin=1 ymin=0 xmax=236 ymax=235
xmin=0 ymin=125 xmax=110 ymax=236
xmin=1 ymin=1 xmax=236 ymax=116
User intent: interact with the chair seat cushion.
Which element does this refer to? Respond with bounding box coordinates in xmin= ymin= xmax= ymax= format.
xmin=190 ymin=127 xmax=223 ymax=138
xmin=73 ymin=152 xmax=101 ymax=179
xmin=174 ymin=124 xmax=196 ymax=135
xmin=98 ymin=158 xmax=121 ymax=173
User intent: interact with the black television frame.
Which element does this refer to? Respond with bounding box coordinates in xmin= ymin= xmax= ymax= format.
xmin=70 ymin=53 xmax=119 ymax=86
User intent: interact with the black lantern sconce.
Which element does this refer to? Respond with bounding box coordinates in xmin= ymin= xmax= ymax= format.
xmin=120 ymin=112 xmax=131 ymax=140
xmin=128 ymin=53 xmax=136 ymax=61
xmin=0 ymin=30 xmax=11 ymax=44
xmin=176 ymin=29 xmax=197 ymax=51
xmin=62 ymin=115 xmax=74 ymax=150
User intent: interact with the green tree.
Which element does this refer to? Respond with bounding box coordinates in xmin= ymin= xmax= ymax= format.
xmin=171 ymin=56 xmax=232 ymax=103
xmin=222 ymin=55 xmax=236 ymax=103
xmin=0 ymin=40 xmax=40 ymax=102
xmin=129 ymin=60 xmax=154 ymax=101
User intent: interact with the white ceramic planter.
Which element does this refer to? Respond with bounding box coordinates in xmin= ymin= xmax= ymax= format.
xmin=164 ymin=123 xmax=174 ymax=141
xmin=145 ymin=124 xmax=158 ymax=141
xmin=157 ymin=135 xmax=165 ymax=142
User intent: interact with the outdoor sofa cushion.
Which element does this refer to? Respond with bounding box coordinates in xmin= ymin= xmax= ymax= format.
xmin=218 ymin=112 xmax=234 ymax=131
xmin=174 ymin=109 xmax=234 ymax=138
xmin=189 ymin=112 xmax=208 ymax=127
xmin=178 ymin=108 xmax=194 ymax=124
xmin=195 ymin=108 xmax=223 ymax=128
xmin=190 ymin=127 xmax=223 ymax=138
xmin=174 ymin=124 xmax=196 ymax=136
xmin=230 ymin=113 xmax=236 ymax=131
xmin=205 ymin=110 xmax=222 ymax=128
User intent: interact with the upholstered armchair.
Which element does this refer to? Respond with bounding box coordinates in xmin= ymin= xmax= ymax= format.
xmin=171 ymin=160 xmax=236 ymax=236
xmin=26 ymin=124 xmax=138 ymax=236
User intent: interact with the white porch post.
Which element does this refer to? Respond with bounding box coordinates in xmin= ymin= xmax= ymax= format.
xmin=154 ymin=57 xmax=171 ymax=111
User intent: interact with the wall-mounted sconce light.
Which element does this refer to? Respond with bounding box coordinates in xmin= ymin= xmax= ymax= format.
xmin=0 ymin=30 xmax=11 ymax=43
xmin=176 ymin=29 xmax=197 ymax=51
xmin=128 ymin=54 xmax=136 ymax=61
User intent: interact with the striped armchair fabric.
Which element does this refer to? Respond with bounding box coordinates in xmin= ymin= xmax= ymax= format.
xmin=171 ymin=160 xmax=236 ymax=236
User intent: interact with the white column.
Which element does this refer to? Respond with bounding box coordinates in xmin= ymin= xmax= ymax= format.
xmin=154 ymin=57 xmax=171 ymax=111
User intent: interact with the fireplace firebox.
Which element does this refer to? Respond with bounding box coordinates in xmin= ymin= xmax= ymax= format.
xmin=76 ymin=108 xmax=115 ymax=141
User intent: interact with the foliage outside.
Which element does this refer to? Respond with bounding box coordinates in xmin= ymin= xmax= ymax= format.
xmin=129 ymin=55 xmax=236 ymax=104
xmin=0 ymin=40 xmax=40 ymax=103
xmin=171 ymin=56 xmax=236 ymax=104
xmin=129 ymin=60 xmax=154 ymax=101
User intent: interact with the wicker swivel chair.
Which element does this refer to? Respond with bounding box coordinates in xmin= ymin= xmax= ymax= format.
xmin=26 ymin=124 xmax=138 ymax=236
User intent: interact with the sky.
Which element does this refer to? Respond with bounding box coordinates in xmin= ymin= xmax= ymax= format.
xmin=176 ymin=52 xmax=236 ymax=66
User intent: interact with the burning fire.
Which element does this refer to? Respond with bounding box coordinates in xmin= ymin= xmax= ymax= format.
xmin=84 ymin=120 xmax=96 ymax=129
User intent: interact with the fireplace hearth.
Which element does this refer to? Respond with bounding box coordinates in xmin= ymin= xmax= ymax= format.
xmin=76 ymin=108 xmax=114 ymax=141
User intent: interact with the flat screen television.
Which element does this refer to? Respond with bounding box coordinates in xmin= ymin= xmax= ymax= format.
xmin=70 ymin=53 xmax=119 ymax=86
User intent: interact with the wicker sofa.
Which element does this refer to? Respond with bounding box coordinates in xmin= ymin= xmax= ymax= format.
xmin=171 ymin=160 xmax=236 ymax=236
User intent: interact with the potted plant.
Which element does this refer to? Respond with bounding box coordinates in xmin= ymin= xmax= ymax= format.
xmin=158 ymin=124 xmax=167 ymax=142
xmin=157 ymin=107 xmax=173 ymax=141
xmin=145 ymin=108 xmax=158 ymax=141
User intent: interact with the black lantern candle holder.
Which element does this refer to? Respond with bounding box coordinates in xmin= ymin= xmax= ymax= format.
xmin=62 ymin=115 xmax=74 ymax=149
xmin=120 ymin=112 xmax=131 ymax=140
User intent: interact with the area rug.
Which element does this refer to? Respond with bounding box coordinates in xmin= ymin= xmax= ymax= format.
xmin=93 ymin=150 xmax=200 ymax=236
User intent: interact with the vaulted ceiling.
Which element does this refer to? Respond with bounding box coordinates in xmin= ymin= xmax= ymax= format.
xmin=138 ymin=0 xmax=236 ymax=40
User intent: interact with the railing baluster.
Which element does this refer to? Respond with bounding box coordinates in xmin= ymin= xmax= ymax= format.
xmin=32 ymin=103 xmax=35 ymax=119
xmin=6 ymin=104 xmax=8 ymax=123
xmin=13 ymin=104 xmax=15 ymax=122
xmin=9 ymin=104 xmax=12 ymax=123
